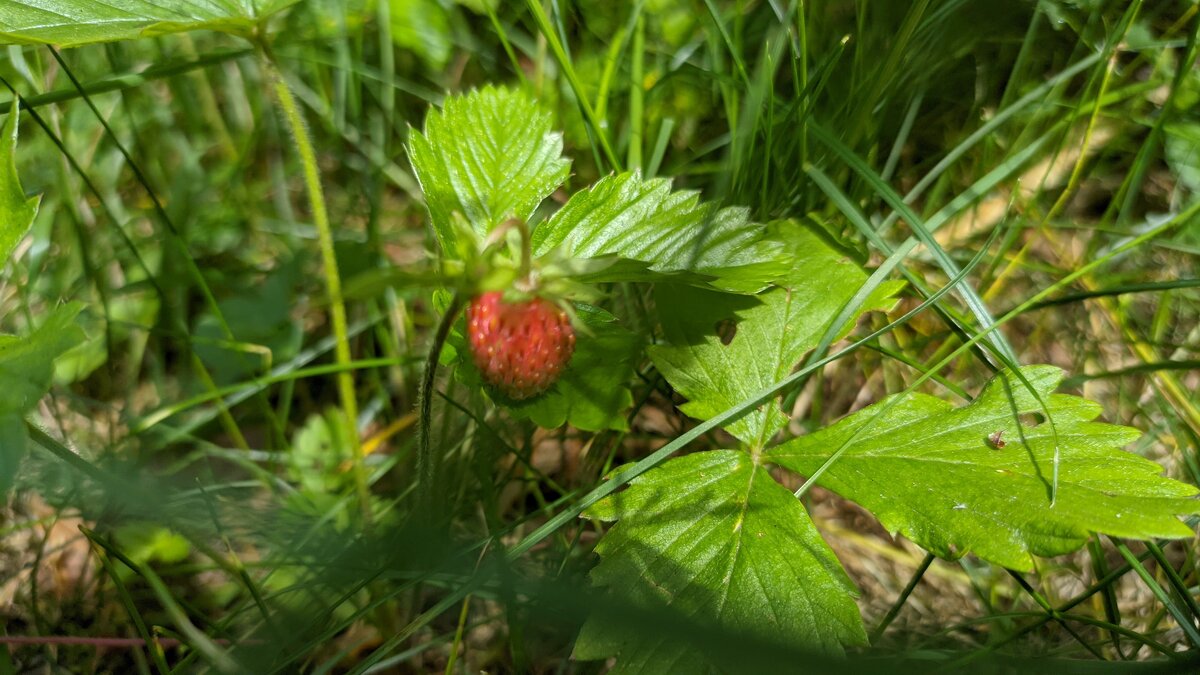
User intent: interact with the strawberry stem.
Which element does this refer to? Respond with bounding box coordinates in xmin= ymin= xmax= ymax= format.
xmin=417 ymin=291 xmax=466 ymax=520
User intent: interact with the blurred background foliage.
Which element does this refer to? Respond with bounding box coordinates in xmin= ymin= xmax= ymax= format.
xmin=0 ymin=0 xmax=1197 ymax=672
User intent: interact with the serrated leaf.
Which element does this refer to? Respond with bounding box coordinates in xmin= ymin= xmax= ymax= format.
xmin=0 ymin=303 xmax=87 ymax=496
xmin=575 ymin=450 xmax=866 ymax=672
xmin=767 ymin=366 xmax=1200 ymax=571
xmin=0 ymin=1 xmax=299 ymax=46
xmin=409 ymin=87 xmax=570 ymax=254
xmin=531 ymin=172 xmax=789 ymax=291
xmin=458 ymin=304 xmax=639 ymax=431
xmin=0 ymin=104 xmax=39 ymax=266
xmin=648 ymin=224 xmax=903 ymax=446
xmin=0 ymin=303 xmax=87 ymax=414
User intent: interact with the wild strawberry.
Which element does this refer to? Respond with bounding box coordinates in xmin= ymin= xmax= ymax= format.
xmin=466 ymin=291 xmax=575 ymax=400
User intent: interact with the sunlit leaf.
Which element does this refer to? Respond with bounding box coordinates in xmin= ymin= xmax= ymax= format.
xmin=767 ymin=366 xmax=1200 ymax=570
xmin=648 ymin=223 xmax=903 ymax=446
xmin=532 ymin=172 xmax=789 ymax=291
xmin=0 ymin=104 xmax=38 ymax=267
xmin=0 ymin=0 xmax=300 ymax=46
xmin=409 ymin=86 xmax=570 ymax=254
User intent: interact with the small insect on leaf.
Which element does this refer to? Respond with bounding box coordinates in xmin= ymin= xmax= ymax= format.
xmin=988 ymin=430 xmax=1006 ymax=449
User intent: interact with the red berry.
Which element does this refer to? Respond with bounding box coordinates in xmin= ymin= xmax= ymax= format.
xmin=465 ymin=291 xmax=576 ymax=400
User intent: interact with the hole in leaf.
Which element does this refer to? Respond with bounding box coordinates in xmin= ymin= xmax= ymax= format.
xmin=1020 ymin=412 xmax=1045 ymax=427
xmin=715 ymin=319 xmax=737 ymax=346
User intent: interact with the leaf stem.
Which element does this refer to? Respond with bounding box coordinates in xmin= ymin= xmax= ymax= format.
xmin=262 ymin=49 xmax=371 ymax=526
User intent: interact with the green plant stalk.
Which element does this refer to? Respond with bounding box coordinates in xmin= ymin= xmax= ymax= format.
xmin=417 ymin=292 xmax=465 ymax=519
xmin=870 ymin=552 xmax=934 ymax=643
xmin=628 ymin=15 xmax=645 ymax=171
xmin=265 ymin=54 xmax=371 ymax=526
xmin=524 ymin=0 xmax=620 ymax=171
xmin=85 ymin=535 xmax=170 ymax=675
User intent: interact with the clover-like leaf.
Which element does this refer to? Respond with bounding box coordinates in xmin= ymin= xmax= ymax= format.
xmin=574 ymin=450 xmax=867 ymax=673
xmin=648 ymin=223 xmax=903 ymax=446
xmin=767 ymin=366 xmax=1200 ymax=571
xmin=409 ymin=87 xmax=571 ymax=255
xmin=0 ymin=1 xmax=299 ymax=46
xmin=532 ymin=172 xmax=789 ymax=291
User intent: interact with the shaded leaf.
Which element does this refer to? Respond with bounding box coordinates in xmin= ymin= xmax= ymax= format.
xmin=1165 ymin=122 xmax=1200 ymax=199
xmin=0 ymin=303 xmax=87 ymax=414
xmin=409 ymin=86 xmax=570 ymax=254
xmin=532 ymin=172 xmax=789 ymax=291
xmin=288 ymin=410 xmax=353 ymax=494
xmin=193 ymin=262 xmax=302 ymax=385
xmin=0 ymin=104 xmax=38 ymax=267
xmin=574 ymin=450 xmax=866 ymax=673
xmin=767 ymin=366 xmax=1200 ymax=570
xmin=0 ymin=303 xmax=87 ymax=495
xmin=0 ymin=413 xmax=24 ymax=495
xmin=648 ymin=224 xmax=903 ymax=446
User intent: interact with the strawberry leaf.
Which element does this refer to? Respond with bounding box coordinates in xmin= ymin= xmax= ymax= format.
xmin=0 ymin=303 xmax=87 ymax=414
xmin=0 ymin=303 xmax=87 ymax=495
xmin=531 ymin=172 xmax=789 ymax=291
xmin=648 ymin=224 xmax=903 ymax=447
xmin=766 ymin=366 xmax=1200 ymax=571
xmin=574 ymin=450 xmax=866 ymax=672
xmin=409 ymin=87 xmax=571 ymax=255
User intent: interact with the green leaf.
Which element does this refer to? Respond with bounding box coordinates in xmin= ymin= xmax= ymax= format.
xmin=648 ymin=224 xmax=903 ymax=446
xmin=0 ymin=104 xmax=39 ymax=267
xmin=460 ymin=305 xmax=639 ymax=431
xmin=288 ymin=409 xmax=353 ymax=494
xmin=0 ymin=303 xmax=87 ymax=414
xmin=0 ymin=0 xmax=299 ymax=46
xmin=1165 ymin=122 xmax=1200 ymax=199
xmin=113 ymin=523 xmax=192 ymax=566
xmin=0 ymin=413 xmax=25 ymax=496
xmin=193 ymin=262 xmax=302 ymax=385
xmin=531 ymin=172 xmax=789 ymax=291
xmin=574 ymin=450 xmax=866 ymax=672
xmin=0 ymin=303 xmax=87 ymax=495
xmin=390 ymin=0 xmax=452 ymax=69
xmin=766 ymin=366 xmax=1200 ymax=571
xmin=409 ymin=86 xmax=571 ymax=254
